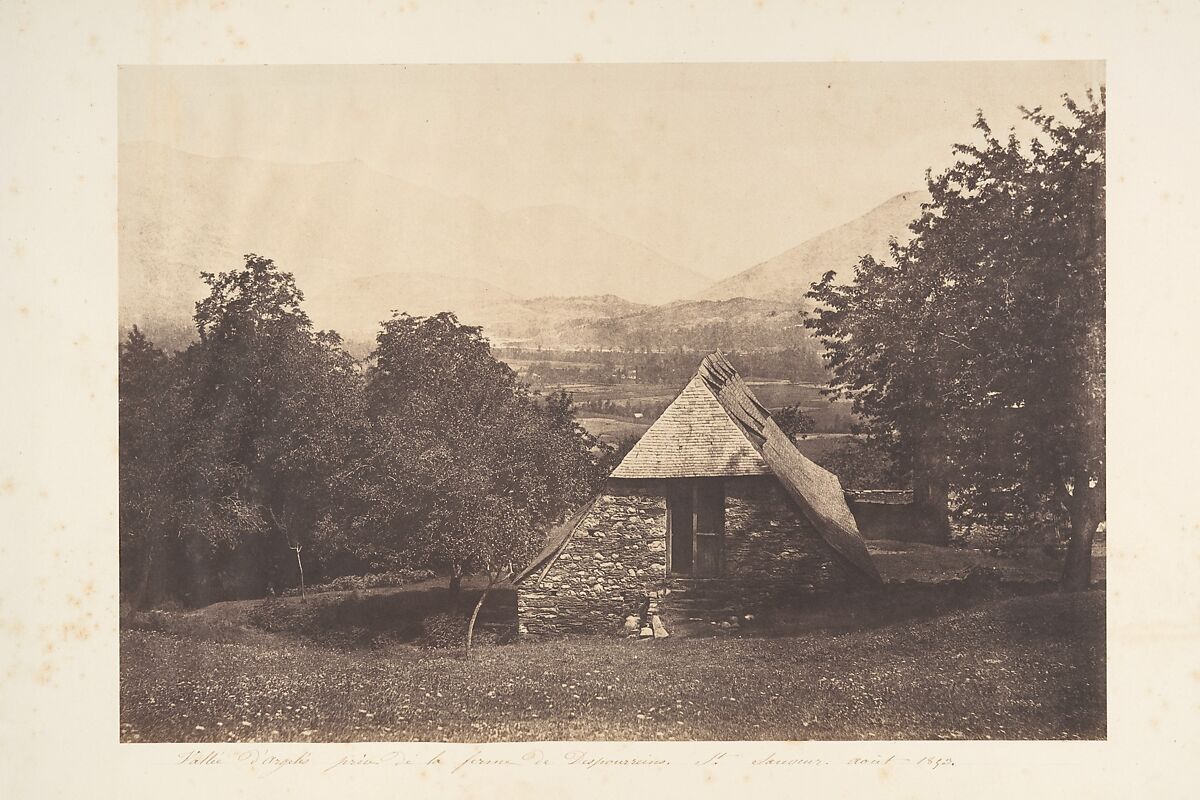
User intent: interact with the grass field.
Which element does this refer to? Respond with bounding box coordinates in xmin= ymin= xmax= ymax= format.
xmin=575 ymin=404 xmax=856 ymax=447
xmin=792 ymin=433 xmax=858 ymax=461
xmin=120 ymin=588 xmax=1104 ymax=743
xmin=576 ymin=415 xmax=652 ymax=443
xmin=558 ymin=381 xmax=838 ymax=411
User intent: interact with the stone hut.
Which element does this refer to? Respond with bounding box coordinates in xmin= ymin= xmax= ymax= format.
xmin=514 ymin=351 xmax=882 ymax=636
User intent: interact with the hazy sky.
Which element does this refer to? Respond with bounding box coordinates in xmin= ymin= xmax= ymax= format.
xmin=120 ymin=62 xmax=1103 ymax=279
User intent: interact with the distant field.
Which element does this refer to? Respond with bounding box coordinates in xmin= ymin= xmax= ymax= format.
xmin=745 ymin=381 xmax=831 ymax=409
xmin=555 ymin=383 xmax=683 ymax=404
xmin=792 ymin=433 xmax=858 ymax=460
xmin=555 ymin=380 xmax=833 ymax=408
xmin=577 ymin=416 xmax=651 ymax=442
xmin=505 ymin=358 xmax=589 ymax=372
xmin=560 ymin=380 xmax=854 ymax=435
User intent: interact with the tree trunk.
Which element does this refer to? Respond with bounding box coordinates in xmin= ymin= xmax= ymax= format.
xmin=913 ymin=475 xmax=952 ymax=544
xmin=907 ymin=335 xmax=955 ymax=546
xmin=135 ymin=537 xmax=156 ymax=610
xmin=911 ymin=425 xmax=953 ymax=545
xmin=465 ymin=573 xmax=496 ymax=657
xmin=267 ymin=506 xmax=307 ymax=601
xmin=293 ymin=546 xmax=307 ymax=603
xmin=1061 ymin=482 xmax=1101 ymax=592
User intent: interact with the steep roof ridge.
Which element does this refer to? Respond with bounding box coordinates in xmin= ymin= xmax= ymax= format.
xmin=699 ymin=350 xmax=881 ymax=583
xmin=697 ymin=350 xmax=770 ymax=440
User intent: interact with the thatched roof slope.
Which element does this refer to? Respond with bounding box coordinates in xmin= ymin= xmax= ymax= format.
xmin=701 ymin=351 xmax=879 ymax=582
xmin=617 ymin=350 xmax=881 ymax=583
xmin=760 ymin=416 xmax=881 ymax=582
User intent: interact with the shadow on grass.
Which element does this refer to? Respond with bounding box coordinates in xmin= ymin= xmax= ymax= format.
xmin=746 ymin=571 xmax=1060 ymax=640
xmin=127 ymin=569 xmax=1078 ymax=653
xmin=245 ymin=583 xmax=518 ymax=649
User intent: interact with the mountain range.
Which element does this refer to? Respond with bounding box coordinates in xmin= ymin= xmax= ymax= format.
xmin=119 ymin=143 xmax=927 ymax=352
xmin=698 ymin=189 xmax=928 ymax=302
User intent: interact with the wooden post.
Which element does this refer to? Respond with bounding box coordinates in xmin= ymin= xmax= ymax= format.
xmin=292 ymin=545 xmax=306 ymax=603
xmin=665 ymin=490 xmax=673 ymax=575
xmin=691 ymin=480 xmax=700 ymax=574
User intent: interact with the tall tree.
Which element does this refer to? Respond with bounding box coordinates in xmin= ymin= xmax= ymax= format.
xmin=807 ymin=248 xmax=957 ymax=542
xmin=119 ymin=326 xmax=188 ymax=608
xmin=359 ymin=312 xmax=606 ymax=605
xmin=807 ymin=89 xmax=1105 ymax=588
xmin=182 ymin=254 xmax=363 ymax=599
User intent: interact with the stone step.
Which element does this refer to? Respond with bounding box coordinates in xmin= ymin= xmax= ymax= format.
xmin=660 ymin=589 xmax=741 ymax=603
xmin=662 ymin=578 xmax=740 ymax=590
xmin=662 ymin=597 xmax=734 ymax=609
xmin=657 ymin=598 xmax=741 ymax=619
xmin=660 ymin=608 xmax=740 ymax=620
xmin=647 ymin=580 xmax=755 ymax=637
xmin=658 ymin=612 xmax=747 ymax=636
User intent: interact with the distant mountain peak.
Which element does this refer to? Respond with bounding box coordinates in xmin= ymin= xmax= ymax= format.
xmin=120 ymin=143 xmax=712 ymax=342
xmin=699 ymin=189 xmax=929 ymax=303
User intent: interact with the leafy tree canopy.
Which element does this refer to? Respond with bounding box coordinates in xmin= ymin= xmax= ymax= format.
xmin=806 ymin=88 xmax=1105 ymax=588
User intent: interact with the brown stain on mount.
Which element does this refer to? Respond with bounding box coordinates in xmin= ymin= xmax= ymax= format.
xmin=60 ymin=621 xmax=91 ymax=641
xmin=225 ymin=24 xmax=247 ymax=50
xmin=34 ymin=661 xmax=54 ymax=685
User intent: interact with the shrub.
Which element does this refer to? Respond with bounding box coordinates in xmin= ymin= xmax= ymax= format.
xmin=418 ymin=613 xmax=468 ymax=649
xmin=122 ymin=608 xmax=267 ymax=645
xmin=280 ymin=568 xmax=435 ymax=598
xmin=247 ymin=595 xmax=319 ymax=633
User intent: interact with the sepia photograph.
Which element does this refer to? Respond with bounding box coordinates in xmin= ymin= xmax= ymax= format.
xmin=115 ymin=61 xmax=1105 ymax=744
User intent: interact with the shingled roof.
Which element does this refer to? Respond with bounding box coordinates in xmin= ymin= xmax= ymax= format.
xmin=614 ymin=351 xmax=881 ymax=583
xmin=611 ymin=373 xmax=772 ymax=479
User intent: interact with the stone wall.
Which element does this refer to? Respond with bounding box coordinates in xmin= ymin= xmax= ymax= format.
xmin=846 ymin=497 xmax=938 ymax=544
xmin=517 ymin=486 xmax=667 ymax=636
xmin=517 ymin=477 xmax=866 ymax=636
xmin=721 ymin=476 xmax=854 ymax=604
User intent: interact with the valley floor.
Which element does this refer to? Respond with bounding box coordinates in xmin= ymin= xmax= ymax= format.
xmin=120 ymin=590 xmax=1104 ymax=743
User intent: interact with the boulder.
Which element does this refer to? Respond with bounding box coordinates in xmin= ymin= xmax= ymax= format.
xmin=651 ymin=615 xmax=669 ymax=639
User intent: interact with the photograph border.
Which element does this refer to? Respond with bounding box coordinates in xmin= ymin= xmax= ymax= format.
xmin=3 ymin=1 xmax=1198 ymax=797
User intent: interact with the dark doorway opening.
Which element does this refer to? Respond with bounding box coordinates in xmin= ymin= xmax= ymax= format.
xmin=668 ymin=479 xmax=725 ymax=576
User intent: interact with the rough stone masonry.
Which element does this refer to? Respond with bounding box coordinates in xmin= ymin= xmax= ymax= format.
xmin=516 ymin=477 xmax=858 ymax=636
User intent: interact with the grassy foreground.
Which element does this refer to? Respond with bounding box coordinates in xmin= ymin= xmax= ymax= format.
xmin=120 ymin=590 xmax=1104 ymax=742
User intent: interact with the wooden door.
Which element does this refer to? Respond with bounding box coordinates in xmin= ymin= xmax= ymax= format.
xmin=692 ymin=479 xmax=725 ymax=577
xmin=694 ymin=532 xmax=721 ymax=576
xmin=667 ymin=487 xmax=694 ymax=575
